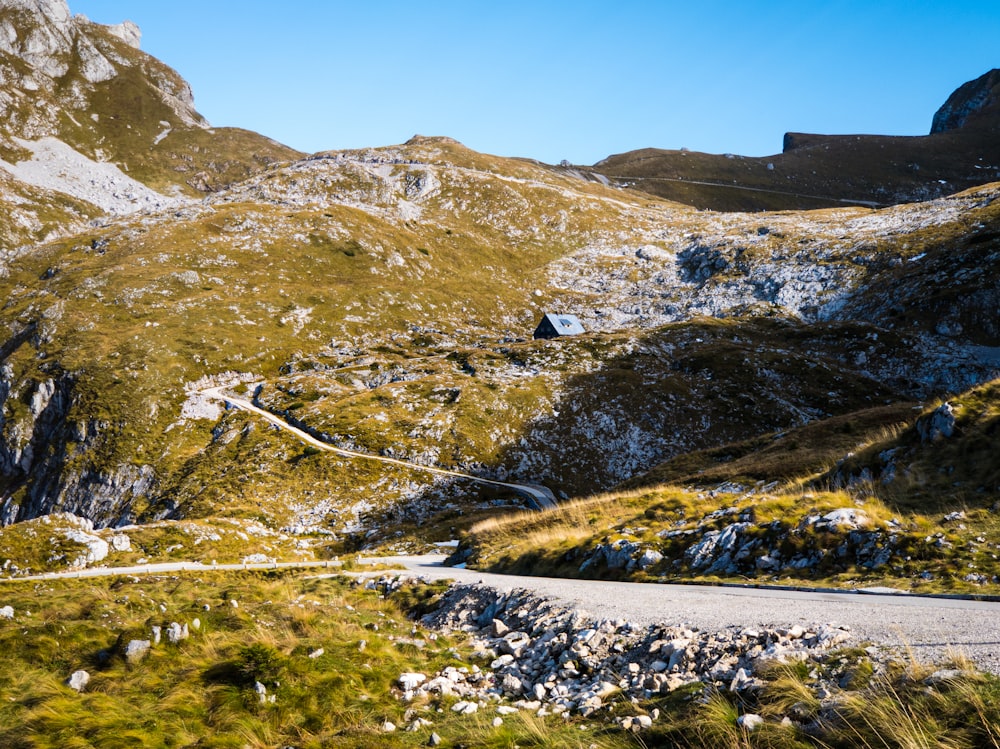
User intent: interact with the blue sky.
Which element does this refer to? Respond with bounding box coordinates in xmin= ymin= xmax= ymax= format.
xmin=70 ymin=1 xmax=1000 ymax=164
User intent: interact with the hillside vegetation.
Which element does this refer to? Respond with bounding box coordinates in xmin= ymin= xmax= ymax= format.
xmin=0 ymin=1 xmax=996 ymax=604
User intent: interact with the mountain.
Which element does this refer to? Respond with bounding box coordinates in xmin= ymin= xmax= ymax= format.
xmin=0 ymin=0 xmax=996 ymax=589
xmin=583 ymin=69 xmax=1000 ymax=212
xmin=0 ymin=0 xmax=299 ymax=247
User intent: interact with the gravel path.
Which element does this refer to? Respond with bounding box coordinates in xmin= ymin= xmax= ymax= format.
xmin=384 ymin=555 xmax=1000 ymax=674
xmin=203 ymin=387 xmax=557 ymax=508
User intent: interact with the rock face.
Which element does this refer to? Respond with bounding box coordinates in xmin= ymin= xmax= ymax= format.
xmin=0 ymin=0 xmax=198 ymax=114
xmin=931 ymin=69 xmax=1000 ymax=133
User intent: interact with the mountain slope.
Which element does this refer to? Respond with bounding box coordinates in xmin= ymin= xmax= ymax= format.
xmin=0 ymin=1 xmax=996 ymax=585
xmin=0 ymin=0 xmax=299 ymax=245
xmin=584 ymin=69 xmax=1000 ymax=212
xmin=0 ymin=136 xmax=996 ymax=543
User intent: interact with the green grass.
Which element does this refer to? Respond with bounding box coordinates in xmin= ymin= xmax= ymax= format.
xmin=0 ymin=570 xmax=633 ymax=748
xmin=0 ymin=570 xmax=998 ymax=747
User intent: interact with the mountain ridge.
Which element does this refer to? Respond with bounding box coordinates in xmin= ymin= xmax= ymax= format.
xmin=587 ymin=68 xmax=1000 ymax=212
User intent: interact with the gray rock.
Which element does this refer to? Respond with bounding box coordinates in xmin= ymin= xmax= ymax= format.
xmin=65 ymin=669 xmax=90 ymax=692
xmin=816 ymin=508 xmax=868 ymax=531
xmin=166 ymin=622 xmax=189 ymax=644
xmin=500 ymin=631 xmax=531 ymax=656
xmin=637 ymin=549 xmax=664 ymax=570
xmin=917 ymin=403 xmax=956 ymax=442
xmin=738 ymin=713 xmax=765 ymax=731
xmin=451 ymin=700 xmax=478 ymax=714
xmin=398 ymin=672 xmax=426 ymax=691
xmin=124 ymin=639 xmax=151 ymax=664
xmin=925 ymin=669 xmax=974 ymax=686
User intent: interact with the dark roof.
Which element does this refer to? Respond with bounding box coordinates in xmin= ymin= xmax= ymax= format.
xmin=534 ymin=313 xmax=585 ymax=339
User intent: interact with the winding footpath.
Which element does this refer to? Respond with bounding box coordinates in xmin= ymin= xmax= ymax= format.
xmin=201 ymin=387 xmax=557 ymax=509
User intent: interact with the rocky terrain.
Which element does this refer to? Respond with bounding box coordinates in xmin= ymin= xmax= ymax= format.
xmin=0 ymin=3 xmax=998 ymax=747
xmin=408 ymin=579 xmax=856 ymax=724
xmin=0 ymin=0 xmax=993 ymax=596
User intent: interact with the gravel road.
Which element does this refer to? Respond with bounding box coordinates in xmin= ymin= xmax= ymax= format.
xmin=13 ymin=552 xmax=1000 ymax=673
xmin=382 ymin=555 xmax=1000 ymax=674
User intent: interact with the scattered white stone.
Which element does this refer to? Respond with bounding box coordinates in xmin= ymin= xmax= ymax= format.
xmin=166 ymin=622 xmax=189 ymax=644
xmin=452 ymin=700 xmax=478 ymax=715
xmin=381 ymin=720 xmax=396 ymax=733
xmin=398 ymin=672 xmax=427 ymax=691
xmin=818 ymin=508 xmax=868 ymax=531
xmin=406 ymin=717 xmax=433 ymax=731
xmin=492 ymin=716 xmax=503 ymax=727
xmin=738 ymin=713 xmax=765 ymax=731
xmin=66 ymin=670 xmax=90 ymax=692
xmin=0 ymin=606 xmax=13 ymax=619
xmin=308 ymin=648 xmax=325 ymax=659
xmin=124 ymin=639 xmax=151 ymax=664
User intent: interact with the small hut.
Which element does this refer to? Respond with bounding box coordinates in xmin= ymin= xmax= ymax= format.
xmin=533 ymin=313 xmax=585 ymax=340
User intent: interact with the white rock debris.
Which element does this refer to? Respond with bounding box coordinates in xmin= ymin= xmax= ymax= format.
xmin=0 ymin=137 xmax=183 ymax=215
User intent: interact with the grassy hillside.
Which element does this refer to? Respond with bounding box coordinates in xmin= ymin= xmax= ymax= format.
xmin=0 ymin=138 xmax=997 ymax=565
xmin=3 ymin=569 xmax=998 ymax=748
xmin=454 ymin=377 xmax=1000 ymax=594
xmin=587 ymin=130 xmax=1000 ymax=212
xmin=0 ymin=569 xmax=636 ymax=749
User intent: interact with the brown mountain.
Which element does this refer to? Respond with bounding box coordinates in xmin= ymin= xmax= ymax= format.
xmin=583 ymin=69 xmax=1000 ymax=212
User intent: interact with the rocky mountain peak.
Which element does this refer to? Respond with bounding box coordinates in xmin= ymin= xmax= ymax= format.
xmin=101 ymin=18 xmax=139 ymax=48
xmin=3 ymin=0 xmax=71 ymax=25
xmin=0 ymin=0 xmax=145 ymax=83
xmin=0 ymin=0 xmax=76 ymax=78
xmin=931 ymin=68 xmax=1000 ymax=133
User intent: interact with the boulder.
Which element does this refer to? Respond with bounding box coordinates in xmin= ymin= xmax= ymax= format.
xmin=917 ymin=403 xmax=956 ymax=443
xmin=65 ymin=670 xmax=90 ymax=692
xmin=637 ymin=549 xmax=664 ymax=570
xmin=124 ymin=639 xmax=151 ymax=664
xmin=398 ymin=672 xmax=427 ymax=691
